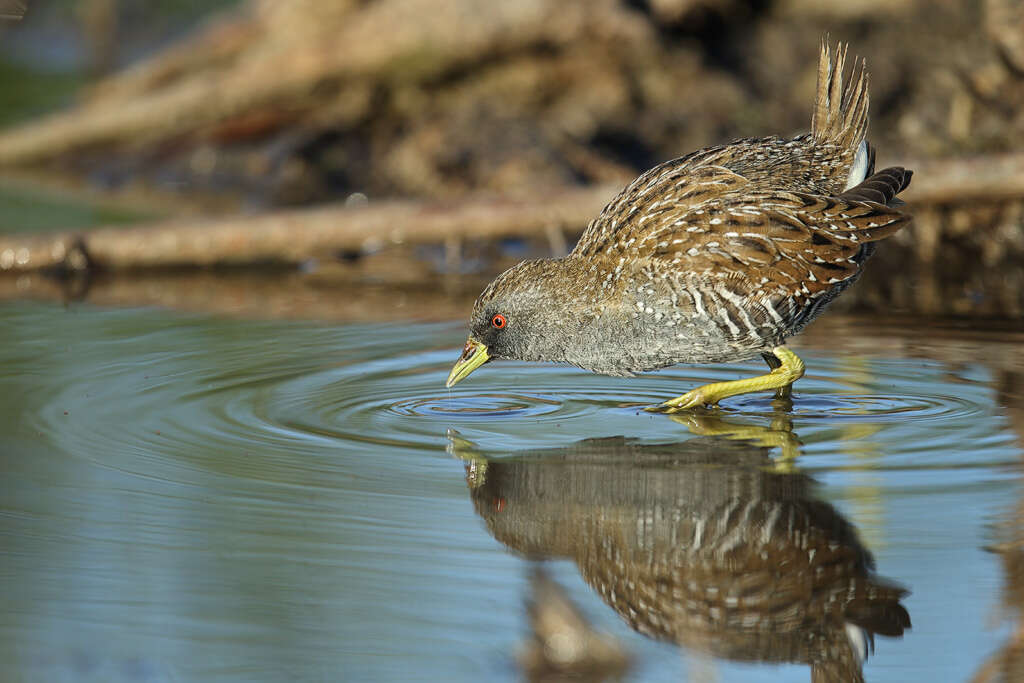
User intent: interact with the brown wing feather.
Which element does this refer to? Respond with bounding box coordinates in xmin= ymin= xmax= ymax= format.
xmin=651 ymin=191 xmax=905 ymax=282
xmin=574 ymin=162 xmax=910 ymax=341
xmin=574 ymin=165 xmax=750 ymax=259
xmin=577 ymin=163 xmax=910 ymax=299
xmin=628 ymin=180 xmax=909 ymax=337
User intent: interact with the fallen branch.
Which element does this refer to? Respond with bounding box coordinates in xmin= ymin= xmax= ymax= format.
xmin=0 ymin=0 xmax=648 ymax=167
xmin=0 ymin=183 xmax=619 ymax=272
xmin=901 ymin=153 xmax=1024 ymax=205
xmin=0 ymin=153 xmax=1021 ymax=274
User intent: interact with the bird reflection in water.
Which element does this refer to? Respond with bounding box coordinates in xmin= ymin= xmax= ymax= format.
xmin=449 ymin=416 xmax=910 ymax=682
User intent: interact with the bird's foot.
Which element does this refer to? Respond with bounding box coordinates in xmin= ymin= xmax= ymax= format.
xmin=647 ymin=388 xmax=715 ymax=413
xmin=647 ymin=346 xmax=806 ymax=415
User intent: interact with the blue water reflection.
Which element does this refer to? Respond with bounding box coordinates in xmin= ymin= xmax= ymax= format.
xmin=0 ymin=302 xmax=1019 ymax=681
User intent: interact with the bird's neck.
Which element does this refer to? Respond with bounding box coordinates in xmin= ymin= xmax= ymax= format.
xmin=517 ymin=256 xmax=647 ymax=375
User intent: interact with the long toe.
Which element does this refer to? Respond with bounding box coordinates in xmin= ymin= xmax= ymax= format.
xmin=655 ymin=389 xmax=711 ymax=413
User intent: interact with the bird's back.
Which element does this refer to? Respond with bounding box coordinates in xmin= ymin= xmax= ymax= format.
xmin=566 ymin=40 xmax=911 ymax=370
xmin=576 ymin=41 xmax=873 ymax=258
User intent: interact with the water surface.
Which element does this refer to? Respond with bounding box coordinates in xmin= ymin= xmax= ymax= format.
xmin=0 ymin=301 xmax=1021 ymax=681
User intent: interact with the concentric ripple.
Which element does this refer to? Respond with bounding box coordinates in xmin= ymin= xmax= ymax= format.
xmin=390 ymin=393 xmax=562 ymax=418
xmin=264 ymin=348 xmax=650 ymax=450
xmin=786 ymin=392 xmax=982 ymax=422
xmin=16 ymin=306 xmax=1009 ymax=477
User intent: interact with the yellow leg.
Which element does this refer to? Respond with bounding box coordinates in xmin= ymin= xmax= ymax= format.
xmin=762 ymin=351 xmax=793 ymax=401
xmin=651 ymin=346 xmax=805 ymax=413
xmin=670 ymin=412 xmax=802 ymax=462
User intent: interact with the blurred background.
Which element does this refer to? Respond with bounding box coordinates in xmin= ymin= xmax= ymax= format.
xmin=1 ymin=1 xmax=1024 ymax=682
xmin=0 ymin=0 xmax=1022 ymax=315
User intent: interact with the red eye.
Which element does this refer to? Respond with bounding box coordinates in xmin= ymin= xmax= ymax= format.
xmin=491 ymin=314 xmax=507 ymax=329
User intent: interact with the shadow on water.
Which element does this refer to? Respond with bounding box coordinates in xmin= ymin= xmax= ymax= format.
xmin=450 ymin=420 xmax=911 ymax=683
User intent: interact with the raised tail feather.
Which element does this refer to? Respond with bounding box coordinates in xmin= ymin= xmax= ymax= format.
xmin=812 ymin=40 xmax=870 ymax=153
xmin=839 ymin=167 xmax=913 ymax=206
xmin=826 ymin=166 xmax=913 ymax=271
xmin=812 ymin=167 xmax=912 ymax=245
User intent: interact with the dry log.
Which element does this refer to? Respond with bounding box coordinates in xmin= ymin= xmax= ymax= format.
xmin=0 ymin=183 xmax=621 ymax=272
xmin=1 ymin=0 xmax=1021 ymax=208
xmin=901 ymin=153 xmax=1024 ymax=205
xmin=0 ymin=153 xmax=1022 ymax=275
xmin=0 ymin=0 xmax=649 ymax=167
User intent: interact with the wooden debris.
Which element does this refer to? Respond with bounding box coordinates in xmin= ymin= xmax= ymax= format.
xmin=3 ymin=0 xmax=1020 ymax=206
xmin=0 ymin=184 xmax=619 ymax=272
xmin=1 ymin=152 xmax=1023 ymax=275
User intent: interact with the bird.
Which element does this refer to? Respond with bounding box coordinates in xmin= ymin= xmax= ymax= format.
xmin=457 ymin=434 xmax=911 ymax=680
xmin=446 ymin=40 xmax=913 ymax=411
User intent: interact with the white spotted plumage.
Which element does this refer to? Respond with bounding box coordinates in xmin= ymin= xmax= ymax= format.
xmin=462 ymin=40 xmax=912 ymax=377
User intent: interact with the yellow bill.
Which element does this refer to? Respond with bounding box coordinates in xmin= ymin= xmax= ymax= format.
xmin=446 ymin=338 xmax=490 ymax=388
